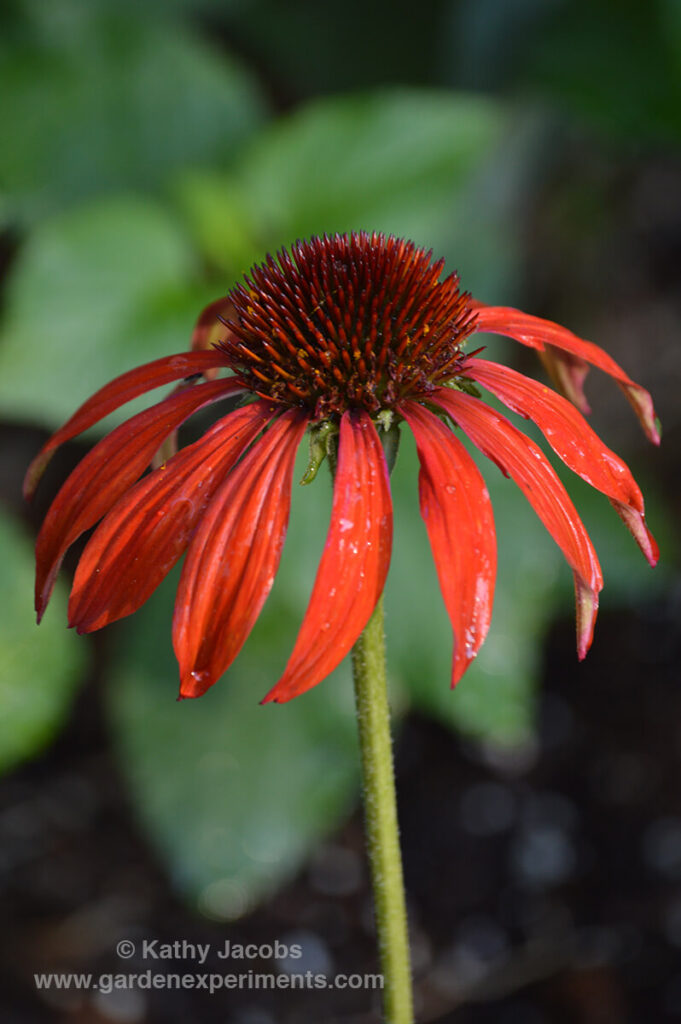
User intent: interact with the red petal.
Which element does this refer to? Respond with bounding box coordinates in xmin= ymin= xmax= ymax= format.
xmin=471 ymin=302 xmax=660 ymax=444
xmin=400 ymin=401 xmax=496 ymax=686
xmin=69 ymin=401 xmax=275 ymax=632
xmin=463 ymin=358 xmax=658 ymax=566
xmin=433 ymin=388 xmax=603 ymax=659
xmin=34 ymin=378 xmax=241 ymax=621
xmin=173 ymin=409 xmax=308 ymax=698
xmin=142 ymin=298 xmax=241 ymax=467
xmin=24 ymin=349 xmax=233 ymax=498
xmin=263 ymin=410 xmax=393 ymax=704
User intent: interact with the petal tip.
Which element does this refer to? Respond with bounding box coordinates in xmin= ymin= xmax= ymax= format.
xmin=609 ymin=499 xmax=660 ymax=568
xmin=450 ymin=651 xmax=475 ymax=689
xmin=179 ymin=668 xmax=215 ymax=699
xmin=575 ymin=576 xmax=599 ymax=661
xmin=260 ymin=679 xmax=289 ymax=704
xmin=69 ymin=614 xmax=95 ymax=636
xmin=449 ymin=668 xmax=464 ymax=690
xmin=23 ymin=450 xmax=53 ymax=501
xmin=35 ymin=583 xmax=51 ymax=624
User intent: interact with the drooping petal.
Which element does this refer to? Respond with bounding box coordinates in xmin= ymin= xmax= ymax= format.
xmin=263 ymin=409 xmax=393 ymax=704
xmin=471 ymin=302 xmax=660 ymax=444
xmin=191 ymin=296 xmax=237 ymax=360
xmin=608 ymin=499 xmax=659 ymax=567
xmin=34 ymin=378 xmax=242 ymax=621
xmin=463 ymin=358 xmax=658 ymax=566
xmin=538 ymin=347 xmax=591 ymax=415
xmin=399 ymin=400 xmax=496 ymax=687
xmin=574 ymin=574 xmax=599 ymax=661
xmin=173 ymin=409 xmax=308 ymax=699
xmin=433 ymin=388 xmax=603 ymax=659
xmin=69 ymin=401 xmax=275 ymax=633
xmin=24 ymin=349 xmax=232 ymax=498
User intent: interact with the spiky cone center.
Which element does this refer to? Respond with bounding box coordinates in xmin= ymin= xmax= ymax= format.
xmin=218 ymin=232 xmax=478 ymax=419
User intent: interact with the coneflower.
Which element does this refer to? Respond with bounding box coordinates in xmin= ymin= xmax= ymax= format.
xmin=27 ymin=231 xmax=658 ymax=702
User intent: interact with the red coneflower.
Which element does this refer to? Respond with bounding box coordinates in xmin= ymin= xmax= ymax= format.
xmin=27 ymin=232 xmax=659 ymax=702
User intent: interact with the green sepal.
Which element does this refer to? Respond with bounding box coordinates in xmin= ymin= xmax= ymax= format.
xmin=300 ymin=420 xmax=338 ymax=484
xmin=453 ymin=377 xmax=482 ymax=399
xmin=376 ymin=416 xmax=402 ymax=476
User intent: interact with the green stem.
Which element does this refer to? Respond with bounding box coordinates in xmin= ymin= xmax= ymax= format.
xmin=352 ymin=596 xmax=414 ymax=1024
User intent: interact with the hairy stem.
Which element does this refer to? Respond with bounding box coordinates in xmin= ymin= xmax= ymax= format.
xmin=352 ymin=596 xmax=413 ymax=1023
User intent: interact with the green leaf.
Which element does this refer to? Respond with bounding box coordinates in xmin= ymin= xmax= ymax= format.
xmin=107 ymin=451 xmax=359 ymax=917
xmin=237 ymin=89 xmax=504 ymax=241
xmin=0 ymin=0 xmax=267 ymax=220
xmin=0 ymin=196 xmax=208 ymax=430
xmin=0 ymin=507 xmax=87 ymax=774
xmin=175 ymin=90 xmax=526 ymax=296
xmin=172 ymin=171 xmax=264 ymax=279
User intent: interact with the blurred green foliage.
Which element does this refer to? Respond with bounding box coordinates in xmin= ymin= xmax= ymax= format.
xmin=0 ymin=0 xmax=266 ymax=222
xmin=0 ymin=0 xmax=676 ymax=913
xmin=0 ymin=508 xmax=87 ymax=773
xmin=108 ymin=562 xmax=360 ymax=919
xmin=0 ymin=198 xmax=200 ymax=426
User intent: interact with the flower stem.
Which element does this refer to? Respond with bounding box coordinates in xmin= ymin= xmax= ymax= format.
xmin=351 ymin=596 xmax=414 ymax=1024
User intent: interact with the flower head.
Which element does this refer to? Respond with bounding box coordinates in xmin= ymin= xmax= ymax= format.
xmin=27 ymin=232 xmax=659 ymax=702
xmin=221 ymin=235 xmax=475 ymax=417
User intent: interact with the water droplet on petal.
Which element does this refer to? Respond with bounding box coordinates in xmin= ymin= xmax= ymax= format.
xmin=464 ymin=625 xmax=478 ymax=658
